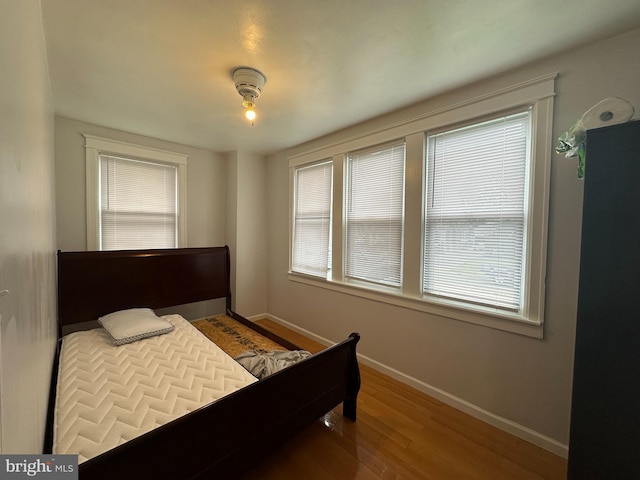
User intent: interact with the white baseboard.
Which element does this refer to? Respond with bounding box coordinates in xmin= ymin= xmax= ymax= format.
xmin=248 ymin=312 xmax=569 ymax=459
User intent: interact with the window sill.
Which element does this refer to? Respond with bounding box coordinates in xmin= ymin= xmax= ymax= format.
xmin=288 ymin=272 xmax=543 ymax=339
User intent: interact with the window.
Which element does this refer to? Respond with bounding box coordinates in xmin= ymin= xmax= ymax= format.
xmin=291 ymin=160 xmax=333 ymax=277
xmin=100 ymin=155 xmax=178 ymax=250
xmin=85 ymin=135 xmax=188 ymax=250
xmin=345 ymin=141 xmax=405 ymax=287
xmin=423 ymin=111 xmax=530 ymax=310
xmin=288 ymin=74 xmax=555 ymax=337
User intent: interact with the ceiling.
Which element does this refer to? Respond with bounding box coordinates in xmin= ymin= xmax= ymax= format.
xmin=41 ymin=0 xmax=640 ymax=156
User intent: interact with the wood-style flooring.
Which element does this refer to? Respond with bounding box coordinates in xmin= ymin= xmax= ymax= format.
xmin=241 ymin=318 xmax=567 ymax=480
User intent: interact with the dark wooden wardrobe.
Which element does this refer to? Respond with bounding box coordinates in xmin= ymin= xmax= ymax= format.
xmin=568 ymin=120 xmax=640 ymax=479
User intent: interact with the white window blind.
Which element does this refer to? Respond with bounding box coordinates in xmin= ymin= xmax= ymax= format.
xmin=291 ymin=161 xmax=333 ymax=277
xmin=423 ymin=110 xmax=531 ymax=310
xmin=345 ymin=141 xmax=405 ymax=287
xmin=100 ymin=154 xmax=178 ymax=250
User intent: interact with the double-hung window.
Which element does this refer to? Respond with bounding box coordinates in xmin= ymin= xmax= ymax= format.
xmin=291 ymin=160 xmax=333 ymax=278
xmin=99 ymin=155 xmax=179 ymax=250
xmin=85 ymin=135 xmax=188 ymax=251
xmin=423 ymin=111 xmax=530 ymax=310
xmin=289 ymin=74 xmax=555 ymax=337
xmin=345 ymin=141 xmax=405 ymax=287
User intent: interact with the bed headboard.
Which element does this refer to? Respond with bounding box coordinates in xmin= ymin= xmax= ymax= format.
xmin=57 ymin=246 xmax=231 ymax=329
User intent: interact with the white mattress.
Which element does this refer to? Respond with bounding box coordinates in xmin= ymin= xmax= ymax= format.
xmin=53 ymin=314 xmax=258 ymax=463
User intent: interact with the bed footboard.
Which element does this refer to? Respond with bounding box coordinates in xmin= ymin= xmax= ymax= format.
xmin=77 ymin=332 xmax=360 ymax=479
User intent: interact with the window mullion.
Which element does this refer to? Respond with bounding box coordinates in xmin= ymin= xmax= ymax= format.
xmin=331 ymin=154 xmax=345 ymax=282
xmin=402 ymin=132 xmax=425 ymax=296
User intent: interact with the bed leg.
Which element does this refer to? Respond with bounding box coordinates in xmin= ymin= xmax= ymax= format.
xmin=343 ymin=332 xmax=361 ymax=421
xmin=343 ymin=397 xmax=357 ymax=421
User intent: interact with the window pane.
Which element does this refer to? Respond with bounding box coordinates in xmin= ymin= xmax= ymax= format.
xmin=292 ymin=161 xmax=333 ymax=277
xmin=100 ymin=155 xmax=177 ymax=250
xmin=423 ymin=111 xmax=530 ymax=310
xmin=346 ymin=141 xmax=405 ymax=287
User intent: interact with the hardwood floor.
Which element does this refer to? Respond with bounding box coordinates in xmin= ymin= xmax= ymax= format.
xmin=242 ymin=319 xmax=567 ymax=480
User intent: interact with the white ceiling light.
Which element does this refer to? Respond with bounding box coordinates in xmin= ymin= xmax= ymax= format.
xmin=231 ymin=66 xmax=266 ymax=125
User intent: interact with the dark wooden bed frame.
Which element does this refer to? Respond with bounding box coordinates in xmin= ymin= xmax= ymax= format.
xmin=44 ymin=246 xmax=360 ymax=479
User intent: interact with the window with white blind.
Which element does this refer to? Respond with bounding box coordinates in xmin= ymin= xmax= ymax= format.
xmin=345 ymin=141 xmax=405 ymax=287
xmin=423 ymin=110 xmax=530 ymax=310
xmin=100 ymin=155 xmax=178 ymax=250
xmin=85 ymin=135 xmax=187 ymax=251
xmin=291 ymin=161 xmax=333 ymax=278
xmin=288 ymin=74 xmax=555 ymax=337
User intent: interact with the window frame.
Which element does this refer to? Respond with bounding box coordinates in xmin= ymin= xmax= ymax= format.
xmin=291 ymin=159 xmax=334 ymax=278
xmin=288 ymin=73 xmax=556 ymax=338
xmin=85 ymin=135 xmax=188 ymax=251
xmin=344 ymin=140 xmax=406 ymax=289
xmin=422 ymin=108 xmax=532 ymax=311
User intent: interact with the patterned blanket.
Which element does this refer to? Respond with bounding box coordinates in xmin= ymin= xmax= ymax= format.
xmin=191 ymin=314 xmax=287 ymax=358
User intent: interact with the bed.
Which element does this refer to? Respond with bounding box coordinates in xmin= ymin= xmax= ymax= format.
xmin=44 ymin=246 xmax=361 ymax=479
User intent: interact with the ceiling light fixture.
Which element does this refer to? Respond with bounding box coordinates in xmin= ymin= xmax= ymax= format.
xmin=231 ymin=66 xmax=266 ymax=126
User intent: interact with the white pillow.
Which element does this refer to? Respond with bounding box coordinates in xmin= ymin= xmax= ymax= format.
xmin=98 ymin=308 xmax=174 ymax=346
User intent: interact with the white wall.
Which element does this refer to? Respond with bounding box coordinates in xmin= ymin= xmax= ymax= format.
xmin=225 ymin=152 xmax=239 ymax=311
xmin=0 ymin=0 xmax=57 ymax=453
xmin=266 ymin=28 xmax=640 ymax=453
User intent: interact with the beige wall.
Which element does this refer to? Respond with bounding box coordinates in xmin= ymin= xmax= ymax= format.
xmin=225 ymin=151 xmax=268 ymax=316
xmin=266 ymin=28 xmax=640 ymax=452
xmin=0 ymin=0 xmax=57 ymax=453
xmin=54 ymin=116 xmax=228 ymax=252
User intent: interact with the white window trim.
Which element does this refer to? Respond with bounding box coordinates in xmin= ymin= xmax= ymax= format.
xmin=288 ymin=73 xmax=556 ymax=338
xmin=84 ymin=135 xmax=188 ymax=250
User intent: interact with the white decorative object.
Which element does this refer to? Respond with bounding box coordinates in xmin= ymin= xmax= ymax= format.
xmin=556 ymin=97 xmax=635 ymax=178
